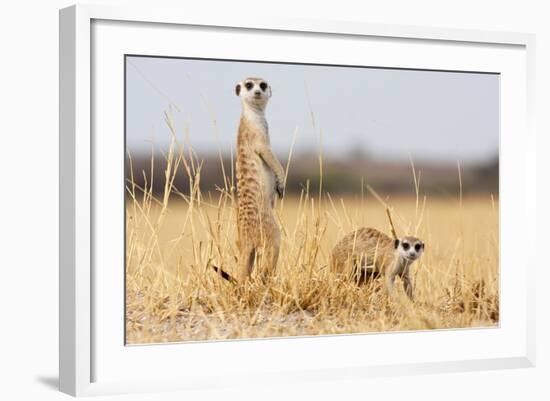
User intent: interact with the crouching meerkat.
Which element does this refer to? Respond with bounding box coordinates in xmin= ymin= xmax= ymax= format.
xmin=330 ymin=228 xmax=425 ymax=300
xmin=212 ymin=77 xmax=285 ymax=283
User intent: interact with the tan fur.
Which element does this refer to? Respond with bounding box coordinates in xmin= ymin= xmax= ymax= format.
xmin=331 ymin=228 xmax=424 ymax=300
xmin=331 ymin=228 xmax=394 ymax=276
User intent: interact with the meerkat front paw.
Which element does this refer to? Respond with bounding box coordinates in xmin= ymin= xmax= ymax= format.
xmin=276 ymin=181 xmax=284 ymax=198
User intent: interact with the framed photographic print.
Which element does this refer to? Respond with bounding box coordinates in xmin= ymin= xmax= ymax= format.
xmin=59 ymin=4 xmax=536 ymax=396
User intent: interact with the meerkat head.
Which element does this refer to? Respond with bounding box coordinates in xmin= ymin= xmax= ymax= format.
xmin=235 ymin=77 xmax=272 ymax=109
xmin=394 ymin=236 xmax=425 ymax=262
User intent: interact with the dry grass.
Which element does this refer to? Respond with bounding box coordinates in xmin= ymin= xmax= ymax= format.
xmin=125 ymin=115 xmax=499 ymax=344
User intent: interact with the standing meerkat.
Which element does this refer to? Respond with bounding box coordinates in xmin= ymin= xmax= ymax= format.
xmin=212 ymin=77 xmax=285 ymax=283
xmin=330 ymin=228 xmax=425 ymax=300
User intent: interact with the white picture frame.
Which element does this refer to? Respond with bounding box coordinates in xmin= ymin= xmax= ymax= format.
xmin=59 ymin=4 xmax=536 ymax=397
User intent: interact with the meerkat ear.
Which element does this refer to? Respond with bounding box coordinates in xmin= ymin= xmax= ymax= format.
xmin=235 ymin=84 xmax=241 ymax=96
xmin=394 ymin=239 xmax=400 ymax=249
xmin=268 ymin=86 xmax=272 ymax=98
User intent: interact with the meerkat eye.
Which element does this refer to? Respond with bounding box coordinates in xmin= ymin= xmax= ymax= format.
xmin=414 ymin=243 xmax=422 ymax=252
xmin=259 ymin=82 xmax=268 ymax=91
xmin=402 ymin=242 xmax=410 ymax=251
xmin=245 ymin=82 xmax=254 ymax=90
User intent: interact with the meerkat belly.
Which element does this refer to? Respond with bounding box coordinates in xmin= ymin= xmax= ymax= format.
xmin=260 ymin=158 xmax=276 ymax=203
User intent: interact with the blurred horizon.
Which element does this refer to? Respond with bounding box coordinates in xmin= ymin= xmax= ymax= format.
xmin=126 ymin=149 xmax=498 ymax=197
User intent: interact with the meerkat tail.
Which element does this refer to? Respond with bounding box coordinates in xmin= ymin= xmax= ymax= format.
xmin=211 ymin=265 xmax=238 ymax=284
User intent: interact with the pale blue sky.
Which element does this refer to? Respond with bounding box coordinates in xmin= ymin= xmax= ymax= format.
xmin=126 ymin=56 xmax=499 ymax=165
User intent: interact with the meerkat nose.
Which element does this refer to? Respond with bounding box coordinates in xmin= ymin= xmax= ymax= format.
xmin=254 ymin=90 xmax=261 ymax=95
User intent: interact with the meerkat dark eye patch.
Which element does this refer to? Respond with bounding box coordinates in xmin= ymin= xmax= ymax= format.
xmin=414 ymin=243 xmax=422 ymax=252
xmin=259 ymin=82 xmax=268 ymax=91
xmin=245 ymin=82 xmax=254 ymax=90
xmin=402 ymin=242 xmax=410 ymax=251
